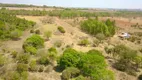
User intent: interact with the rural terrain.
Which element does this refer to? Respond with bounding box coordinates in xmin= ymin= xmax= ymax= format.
xmin=0 ymin=3 xmax=142 ymax=80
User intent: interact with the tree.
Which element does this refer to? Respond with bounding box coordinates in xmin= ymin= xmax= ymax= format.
xmin=81 ymin=19 xmax=116 ymax=37
xmin=58 ymin=48 xmax=81 ymax=69
xmin=58 ymin=26 xmax=65 ymax=33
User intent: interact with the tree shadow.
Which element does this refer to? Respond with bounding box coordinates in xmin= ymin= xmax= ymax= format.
xmin=138 ymin=74 xmax=142 ymax=80
xmin=12 ymin=38 xmax=21 ymax=41
xmin=53 ymin=66 xmax=64 ymax=73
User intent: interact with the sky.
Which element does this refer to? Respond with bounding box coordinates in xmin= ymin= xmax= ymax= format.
xmin=0 ymin=0 xmax=142 ymax=9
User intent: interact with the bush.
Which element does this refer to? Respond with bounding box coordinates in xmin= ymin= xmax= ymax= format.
xmin=30 ymin=29 xmax=34 ymax=33
xmin=0 ymin=54 xmax=5 ymax=67
xmin=58 ymin=26 xmax=65 ymax=33
xmin=38 ymin=65 xmax=44 ymax=72
xmin=11 ymin=51 xmax=18 ymax=58
xmin=35 ymin=29 xmax=40 ymax=34
xmin=95 ymin=33 xmax=106 ymax=40
xmin=62 ymin=67 xmax=80 ymax=80
xmin=4 ymin=71 xmax=20 ymax=80
xmin=29 ymin=60 xmax=37 ymax=72
xmin=45 ymin=65 xmax=53 ymax=73
xmin=38 ymin=56 xmax=49 ymax=65
xmin=73 ymin=75 xmax=87 ymax=80
xmin=17 ymin=63 xmax=28 ymax=73
xmin=48 ymin=52 xmax=57 ymax=63
xmin=44 ymin=31 xmax=52 ymax=39
xmin=78 ymin=39 xmax=89 ymax=46
xmin=25 ymin=46 xmax=37 ymax=55
xmin=140 ymin=49 xmax=142 ymax=53
xmin=23 ymin=34 xmax=44 ymax=53
xmin=48 ymin=47 xmax=57 ymax=53
xmin=20 ymin=71 xmax=28 ymax=80
xmin=54 ymin=41 xmax=62 ymax=47
xmin=17 ymin=53 xmax=30 ymax=64
xmin=10 ymin=29 xmax=22 ymax=40
xmin=93 ymin=39 xmax=100 ymax=47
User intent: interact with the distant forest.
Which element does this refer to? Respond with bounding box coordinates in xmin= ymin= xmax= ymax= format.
xmin=0 ymin=3 xmax=142 ymax=18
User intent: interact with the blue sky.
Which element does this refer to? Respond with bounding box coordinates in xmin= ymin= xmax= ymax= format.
xmin=0 ymin=0 xmax=142 ymax=9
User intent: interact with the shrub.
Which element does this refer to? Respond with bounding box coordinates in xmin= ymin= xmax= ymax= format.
xmin=17 ymin=53 xmax=30 ymax=64
xmin=25 ymin=46 xmax=37 ymax=55
xmin=140 ymin=49 xmax=142 ymax=53
xmin=17 ymin=63 xmax=28 ymax=73
xmin=62 ymin=67 xmax=80 ymax=80
xmin=0 ymin=54 xmax=5 ymax=67
xmin=54 ymin=41 xmax=62 ymax=47
xmin=95 ymin=33 xmax=106 ymax=40
xmin=44 ymin=31 xmax=52 ymax=39
xmin=4 ymin=71 xmax=20 ymax=80
xmin=10 ymin=29 xmax=22 ymax=40
xmin=48 ymin=47 xmax=57 ymax=53
xmin=38 ymin=56 xmax=49 ymax=65
xmin=38 ymin=65 xmax=44 ymax=72
xmin=78 ymin=39 xmax=89 ymax=46
xmin=11 ymin=51 xmax=18 ymax=58
xmin=29 ymin=60 xmax=37 ymax=72
xmin=45 ymin=65 xmax=53 ymax=73
xmin=35 ymin=29 xmax=40 ymax=34
xmin=58 ymin=26 xmax=65 ymax=33
xmin=23 ymin=34 xmax=44 ymax=53
xmin=93 ymin=39 xmax=100 ymax=47
xmin=20 ymin=71 xmax=28 ymax=80
xmin=73 ymin=75 xmax=87 ymax=80
xmin=30 ymin=29 xmax=34 ymax=33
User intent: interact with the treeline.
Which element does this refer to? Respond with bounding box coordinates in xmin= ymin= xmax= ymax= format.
xmin=81 ymin=19 xmax=116 ymax=37
xmin=0 ymin=3 xmax=38 ymax=7
xmin=0 ymin=12 xmax=36 ymax=40
xmin=1 ymin=8 xmax=142 ymax=18
xmin=0 ymin=8 xmax=48 ymax=16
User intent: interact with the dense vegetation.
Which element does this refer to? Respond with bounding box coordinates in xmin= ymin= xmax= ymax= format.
xmin=58 ymin=48 xmax=115 ymax=80
xmin=0 ymin=10 xmax=36 ymax=40
xmin=81 ymin=19 xmax=116 ymax=37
